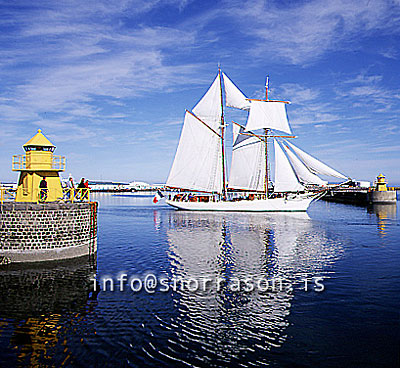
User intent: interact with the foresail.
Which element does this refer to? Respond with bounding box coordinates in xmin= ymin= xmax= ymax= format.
xmin=192 ymin=74 xmax=222 ymax=128
xmin=166 ymin=111 xmax=222 ymax=193
xmin=228 ymin=135 xmax=265 ymax=191
xmin=274 ymin=140 xmax=304 ymax=192
xmin=246 ymin=101 xmax=292 ymax=134
xmin=285 ymin=141 xmax=347 ymax=179
xmin=222 ymin=72 xmax=251 ymax=110
xmin=281 ymin=143 xmax=327 ymax=185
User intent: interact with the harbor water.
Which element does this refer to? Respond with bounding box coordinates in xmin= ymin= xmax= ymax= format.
xmin=0 ymin=194 xmax=398 ymax=367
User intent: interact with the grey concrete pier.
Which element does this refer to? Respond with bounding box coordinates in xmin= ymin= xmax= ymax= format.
xmin=367 ymin=191 xmax=397 ymax=204
xmin=0 ymin=202 xmax=98 ymax=263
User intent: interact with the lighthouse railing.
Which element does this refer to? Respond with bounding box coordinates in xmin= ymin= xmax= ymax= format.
xmin=12 ymin=154 xmax=65 ymax=171
xmin=0 ymin=187 xmax=16 ymax=203
xmin=12 ymin=155 xmax=26 ymax=170
xmin=52 ymin=156 xmax=66 ymax=171
xmin=62 ymin=188 xmax=91 ymax=203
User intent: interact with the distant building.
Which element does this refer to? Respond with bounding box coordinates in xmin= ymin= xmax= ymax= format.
xmin=1 ymin=182 xmax=18 ymax=190
xmin=127 ymin=181 xmax=153 ymax=190
xmin=57 ymin=178 xmax=167 ymax=192
xmin=153 ymin=183 xmax=167 ymax=190
xmin=87 ymin=180 xmax=130 ymax=192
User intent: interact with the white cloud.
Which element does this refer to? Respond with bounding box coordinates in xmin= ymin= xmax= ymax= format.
xmin=379 ymin=47 xmax=398 ymax=59
xmin=344 ymin=73 xmax=383 ymax=85
xmin=0 ymin=2 xmax=204 ymax=127
xmin=279 ymin=83 xmax=320 ymax=105
xmin=337 ymin=71 xmax=400 ymax=107
xmin=226 ymin=0 xmax=400 ymax=65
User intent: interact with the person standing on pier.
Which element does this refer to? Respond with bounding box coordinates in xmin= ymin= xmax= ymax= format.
xmin=77 ymin=178 xmax=85 ymax=199
xmin=77 ymin=178 xmax=89 ymax=200
xmin=83 ymin=179 xmax=90 ymax=200
xmin=67 ymin=175 xmax=75 ymax=200
xmin=77 ymin=178 xmax=85 ymax=188
xmin=67 ymin=176 xmax=74 ymax=188
xmin=39 ymin=176 xmax=48 ymax=202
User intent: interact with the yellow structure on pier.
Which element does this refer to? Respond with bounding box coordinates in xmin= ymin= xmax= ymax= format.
xmin=12 ymin=129 xmax=65 ymax=202
xmin=375 ymin=174 xmax=388 ymax=192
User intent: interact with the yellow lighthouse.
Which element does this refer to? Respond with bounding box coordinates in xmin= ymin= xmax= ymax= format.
xmin=375 ymin=174 xmax=388 ymax=191
xmin=12 ymin=129 xmax=65 ymax=202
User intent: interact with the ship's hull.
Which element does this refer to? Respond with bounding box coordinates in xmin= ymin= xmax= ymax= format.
xmin=166 ymin=195 xmax=317 ymax=212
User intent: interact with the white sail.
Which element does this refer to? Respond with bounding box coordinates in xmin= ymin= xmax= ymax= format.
xmin=229 ymin=133 xmax=265 ymax=192
xmin=166 ymin=111 xmax=222 ymax=192
xmin=167 ymin=74 xmax=224 ymax=193
xmin=222 ymin=72 xmax=251 ymax=110
xmin=192 ymin=74 xmax=222 ymax=126
xmin=281 ymin=143 xmax=327 ymax=185
xmin=232 ymin=122 xmax=241 ymax=144
xmin=285 ymin=141 xmax=347 ymax=179
xmin=274 ymin=140 xmax=304 ymax=192
xmin=246 ymin=101 xmax=292 ymax=134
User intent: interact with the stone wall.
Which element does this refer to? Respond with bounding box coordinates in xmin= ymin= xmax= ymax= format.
xmin=0 ymin=202 xmax=97 ymax=263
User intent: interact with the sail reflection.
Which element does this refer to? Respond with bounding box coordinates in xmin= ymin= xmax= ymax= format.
xmin=149 ymin=212 xmax=343 ymax=367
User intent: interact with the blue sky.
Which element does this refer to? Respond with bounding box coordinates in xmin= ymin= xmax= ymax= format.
xmin=1 ymin=0 xmax=399 ymax=184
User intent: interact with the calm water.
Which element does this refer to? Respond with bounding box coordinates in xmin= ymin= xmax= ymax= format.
xmin=0 ymin=194 xmax=399 ymax=367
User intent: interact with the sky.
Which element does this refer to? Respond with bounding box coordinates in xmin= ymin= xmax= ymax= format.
xmin=0 ymin=0 xmax=399 ymax=185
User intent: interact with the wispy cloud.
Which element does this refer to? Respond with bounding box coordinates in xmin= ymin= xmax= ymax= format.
xmin=379 ymin=47 xmax=398 ymax=59
xmin=0 ymin=1 xmax=203 ymax=127
xmin=279 ymin=84 xmax=320 ymax=105
xmin=337 ymin=71 xmax=400 ymax=107
xmin=274 ymin=83 xmax=342 ymax=127
xmin=225 ymin=0 xmax=400 ymax=65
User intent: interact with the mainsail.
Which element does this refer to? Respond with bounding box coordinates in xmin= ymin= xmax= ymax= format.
xmin=166 ymin=75 xmax=223 ymax=193
xmin=246 ymin=101 xmax=292 ymax=134
xmin=228 ymin=126 xmax=265 ymax=191
xmin=285 ymin=141 xmax=347 ymax=179
xmin=281 ymin=143 xmax=327 ymax=185
xmin=274 ymin=140 xmax=304 ymax=192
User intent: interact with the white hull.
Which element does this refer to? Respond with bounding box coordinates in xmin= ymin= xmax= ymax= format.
xmin=166 ymin=195 xmax=318 ymax=212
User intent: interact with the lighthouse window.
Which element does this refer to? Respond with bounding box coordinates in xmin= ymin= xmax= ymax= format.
xmin=24 ymin=146 xmax=55 ymax=152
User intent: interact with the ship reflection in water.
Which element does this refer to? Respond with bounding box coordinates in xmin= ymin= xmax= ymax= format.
xmin=0 ymin=255 xmax=98 ymax=367
xmin=144 ymin=211 xmax=343 ymax=367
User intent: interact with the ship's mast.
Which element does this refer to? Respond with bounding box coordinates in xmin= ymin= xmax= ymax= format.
xmin=264 ymin=76 xmax=269 ymax=196
xmin=219 ymin=67 xmax=227 ymax=200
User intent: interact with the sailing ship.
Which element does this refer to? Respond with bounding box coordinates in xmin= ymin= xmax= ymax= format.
xmin=165 ymin=69 xmax=348 ymax=212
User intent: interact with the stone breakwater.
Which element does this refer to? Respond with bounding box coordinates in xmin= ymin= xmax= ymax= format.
xmin=0 ymin=202 xmax=97 ymax=263
xmin=323 ymin=189 xmax=397 ymax=205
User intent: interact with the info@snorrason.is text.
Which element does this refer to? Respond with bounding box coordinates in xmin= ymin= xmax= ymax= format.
xmin=92 ymin=273 xmax=325 ymax=294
